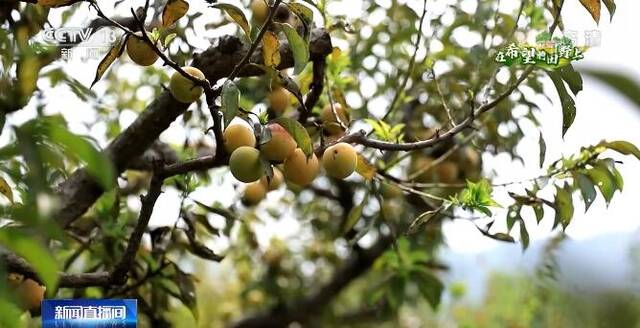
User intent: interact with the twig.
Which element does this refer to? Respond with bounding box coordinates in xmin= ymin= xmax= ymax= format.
xmin=338 ymin=66 xmax=534 ymax=152
xmin=110 ymin=174 xmax=164 ymax=284
xmin=380 ymin=0 xmax=428 ymax=122
xmin=225 ymin=0 xmax=284 ymax=82
xmin=127 ymin=7 xmax=225 ymax=156
xmin=433 ymin=69 xmax=457 ymax=127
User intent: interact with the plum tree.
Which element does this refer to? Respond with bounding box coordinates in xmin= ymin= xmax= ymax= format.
xmin=229 ymin=146 xmax=263 ymax=183
xmin=260 ymin=123 xmax=297 ymax=162
xmin=322 ymin=142 xmax=357 ymax=179
xmin=260 ymin=167 xmax=284 ymax=190
xmin=224 ymin=123 xmax=256 ymax=154
xmin=250 ymin=0 xmax=268 ymax=24
xmin=268 ymin=87 xmax=290 ymax=114
xmin=283 ymin=148 xmax=319 ymax=187
xmin=126 ymin=32 xmax=158 ymax=66
xmin=169 ymin=66 xmax=205 ymax=103
xmin=320 ymin=103 xmax=349 ymax=135
xmin=242 ymin=181 xmax=267 ymax=205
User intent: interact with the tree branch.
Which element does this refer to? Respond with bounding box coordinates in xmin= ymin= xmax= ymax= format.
xmin=54 ymin=28 xmax=333 ymax=229
xmin=232 ymin=234 xmax=394 ymax=328
xmin=110 ymin=174 xmax=164 ymax=285
xmin=337 ymin=66 xmax=534 ymax=152
xmin=1 ymin=172 xmax=165 ymax=288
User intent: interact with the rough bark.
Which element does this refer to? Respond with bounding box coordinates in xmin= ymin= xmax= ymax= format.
xmin=232 ymin=235 xmax=394 ymax=328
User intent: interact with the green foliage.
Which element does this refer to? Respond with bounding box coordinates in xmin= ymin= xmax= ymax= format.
xmin=451 ymin=180 xmax=500 ymax=217
xmin=364 ymin=119 xmax=405 ymax=143
xmin=221 ymin=80 xmax=240 ymax=128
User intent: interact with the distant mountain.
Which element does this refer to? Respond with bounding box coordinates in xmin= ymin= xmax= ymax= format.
xmin=440 ymin=230 xmax=640 ymax=302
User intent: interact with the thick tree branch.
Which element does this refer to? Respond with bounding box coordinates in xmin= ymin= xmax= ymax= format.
xmin=1 ymin=173 xmax=165 ymax=288
xmin=232 ymin=234 xmax=394 ymax=328
xmin=337 ymin=66 xmax=534 ymax=152
xmin=54 ymin=28 xmax=333 ymax=229
xmin=111 ymin=174 xmax=164 ymax=285
xmin=298 ymin=59 xmax=326 ymax=124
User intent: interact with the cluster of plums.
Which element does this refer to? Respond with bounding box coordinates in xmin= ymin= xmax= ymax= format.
xmin=224 ymin=121 xmax=358 ymax=206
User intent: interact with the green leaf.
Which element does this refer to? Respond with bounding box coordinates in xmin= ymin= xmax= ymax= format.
xmin=406 ymin=209 xmax=439 ymax=235
xmin=164 ymin=33 xmax=177 ymax=48
xmin=286 ymin=2 xmax=314 ymax=42
xmin=48 ymin=125 xmax=115 ymax=190
xmin=538 ymin=132 xmax=546 ymax=168
xmin=519 ymin=218 xmax=530 ymax=250
xmin=454 ymin=180 xmax=500 ymax=216
xmin=90 ymin=34 xmax=127 ymax=88
xmin=212 ymin=3 xmax=251 ymax=38
xmin=602 ymin=0 xmax=616 ymax=21
xmin=277 ymin=73 xmax=307 ymax=112
xmin=533 ymin=203 xmax=544 ymax=223
xmin=343 ymin=193 xmax=368 ymax=234
xmin=0 ymin=229 xmax=59 ymax=291
xmin=277 ymin=23 xmax=309 ymax=74
xmin=596 ymin=159 xmax=623 ymax=191
xmin=573 ymin=172 xmax=596 ymax=211
xmin=547 ymin=70 xmax=577 ymax=137
xmin=586 ymin=166 xmax=617 ymax=205
xmin=413 ymin=271 xmax=444 ymax=309
xmin=221 ymin=80 xmax=240 ymax=128
xmin=175 ymin=266 xmax=198 ymax=320
xmin=560 ymin=64 xmax=583 ymax=95
xmin=286 ymin=3 xmax=314 ymax=28
xmin=601 ymin=140 xmax=640 ymax=161
xmin=506 ymin=205 xmax=521 ymax=232
xmin=554 ymin=184 xmax=574 ymax=229
xmin=0 ymin=298 xmax=23 ymax=328
xmin=272 ymin=117 xmax=312 ymax=156
xmin=581 ymin=69 xmax=640 ymax=108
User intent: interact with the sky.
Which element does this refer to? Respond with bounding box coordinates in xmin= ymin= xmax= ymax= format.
xmin=5 ymin=0 xmax=640 ymax=258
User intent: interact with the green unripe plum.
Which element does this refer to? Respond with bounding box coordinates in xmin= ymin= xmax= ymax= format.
xmin=229 ymin=146 xmax=263 ymax=183
xmin=260 ymin=123 xmax=297 ymax=162
xmin=169 ymin=66 xmax=205 ymax=103
xmin=224 ymin=123 xmax=256 ymax=154
xmin=126 ymin=32 xmax=158 ymax=66
xmin=283 ymin=148 xmax=319 ymax=187
xmin=322 ymin=142 xmax=357 ymax=179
